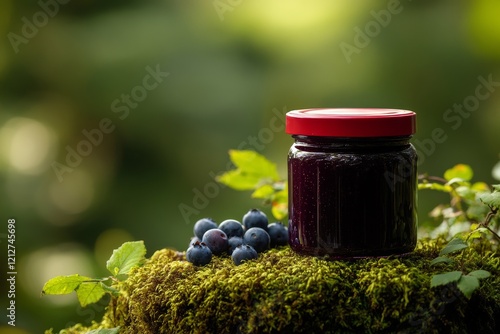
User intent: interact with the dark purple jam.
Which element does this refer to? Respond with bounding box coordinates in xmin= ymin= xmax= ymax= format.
xmin=288 ymin=136 xmax=417 ymax=258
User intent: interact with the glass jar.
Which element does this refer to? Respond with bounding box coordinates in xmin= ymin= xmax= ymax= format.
xmin=286 ymin=109 xmax=418 ymax=258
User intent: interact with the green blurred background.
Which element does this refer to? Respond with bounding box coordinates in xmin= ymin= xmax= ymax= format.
xmin=1 ymin=0 xmax=500 ymax=332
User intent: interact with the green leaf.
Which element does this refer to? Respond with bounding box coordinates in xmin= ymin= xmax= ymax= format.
xmin=439 ymin=238 xmax=468 ymax=256
xmin=468 ymin=227 xmax=488 ymax=240
xmin=42 ymin=274 xmax=90 ymax=296
xmin=471 ymin=182 xmax=490 ymax=192
xmin=75 ymin=282 xmax=107 ymax=307
xmin=457 ymin=275 xmax=479 ymax=299
xmin=430 ymin=256 xmax=454 ymax=266
xmin=86 ymin=327 xmax=121 ymax=334
xmin=106 ymin=241 xmax=146 ymax=277
xmin=251 ymin=184 xmax=275 ymax=199
xmin=455 ymin=186 xmax=474 ymax=200
xmin=493 ymin=184 xmax=500 ymax=191
xmin=418 ymin=182 xmax=452 ymax=193
xmin=272 ymin=202 xmax=288 ymax=221
xmin=229 ymin=150 xmax=280 ymax=181
xmin=480 ymin=191 xmax=500 ymax=209
xmin=218 ymin=170 xmax=262 ymax=190
xmin=444 ymin=164 xmax=473 ymax=182
xmin=271 ymin=186 xmax=288 ymax=220
xmin=431 ymin=271 xmax=462 ymax=287
xmin=217 ymin=150 xmax=282 ymax=191
xmin=468 ymin=270 xmax=491 ymax=279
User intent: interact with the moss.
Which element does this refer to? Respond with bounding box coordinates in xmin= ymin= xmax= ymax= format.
xmin=47 ymin=238 xmax=499 ymax=334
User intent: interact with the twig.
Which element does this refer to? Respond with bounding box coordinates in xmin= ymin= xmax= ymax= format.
xmin=418 ymin=174 xmax=448 ymax=184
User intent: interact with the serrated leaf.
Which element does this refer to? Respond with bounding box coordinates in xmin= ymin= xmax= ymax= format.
xmin=75 ymin=282 xmax=107 ymax=307
xmin=430 ymin=256 xmax=454 ymax=266
xmin=431 ymin=271 xmax=462 ymax=287
xmin=418 ymin=182 xmax=452 ymax=193
xmin=251 ymin=184 xmax=275 ymax=199
xmin=479 ymin=191 xmax=500 ymax=209
xmin=468 ymin=270 xmax=491 ymax=279
xmin=218 ymin=170 xmax=261 ymax=190
xmin=228 ymin=150 xmax=280 ymax=181
xmin=457 ymin=275 xmax=479 ymax=299
xmin=42 ymin=274 xmax=90 ymax=296
xmin=439 ymin=238 xmax=468 ymax=256
xmin=444 ymin=164 xmax=473 ymax=182
xmin=106 ymin=241 xmax=146 ymax=277
xmin=86 ymin=327 xmax=120 ymax=334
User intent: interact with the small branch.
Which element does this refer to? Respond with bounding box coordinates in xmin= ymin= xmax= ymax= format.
xmin=482 ymin=225 xmax=500 ymax=243
xmin=479 ymin=207 xmax=500 ymax=242
xmin=483 ymin=207 xmax=498 ymax=227
xmin=418 ymin=174 xmax=448 ymax=184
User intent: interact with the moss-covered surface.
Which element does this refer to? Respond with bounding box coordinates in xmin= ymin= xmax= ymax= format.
xmin=47 ymin=238 xmax=499 ymax=334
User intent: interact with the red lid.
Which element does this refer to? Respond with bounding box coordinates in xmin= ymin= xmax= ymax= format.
xmin=286 ymin=108 xmax=416 ymax=137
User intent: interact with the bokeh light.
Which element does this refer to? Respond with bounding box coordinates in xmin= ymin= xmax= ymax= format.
xmin=0 ymin=117 xmax=56 ymax=174
xmin=20 ymin=243 xmax=94 ymax=306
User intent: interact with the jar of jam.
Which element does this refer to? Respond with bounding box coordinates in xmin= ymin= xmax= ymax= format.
xmin=286 ymin=109 xmax=418 ymax=258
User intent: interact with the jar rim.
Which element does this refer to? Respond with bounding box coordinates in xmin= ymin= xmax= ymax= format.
xmin=286 ymin=108 xmax=416 ymax=137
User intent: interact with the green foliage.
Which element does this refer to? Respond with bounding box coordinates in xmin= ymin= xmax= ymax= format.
xmin=42 ymin=274 xmax=91 ymax=295
xmin=444 ymin=163 xmax=473 ymax=182
xmin=42 ymin=241 xmax=146 ymax=309
xmin=106 ymin=241 xmax=147 ymax=278
xmin=217 ymin=150 xmax=288 ymax=220
xmin=420 ymin=163 xmax=499 ymax=299
xmin=430 ymin=270 xmax=491 ymax=299
xmin=439 ymin=238 xmax=468 ymax=256
xmin=430 ymin=271 xmax=462 ymax=286
xmin=480 ymin=185 xmax=500 ymax=209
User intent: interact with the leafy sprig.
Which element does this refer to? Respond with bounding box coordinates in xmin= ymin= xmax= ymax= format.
xmin=217 ymin=150 xmax=288 ymax=220
xmin=420 ymin=164 xmax=499 ymax=298
xmin=42 ymin=241 xmax=146 ymax=307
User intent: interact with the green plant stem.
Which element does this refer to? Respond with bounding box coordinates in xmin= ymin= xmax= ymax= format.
xmin=418 ymin=174 xmax=448 ymax=184
xmin=482 ymin=225 xmax=500 ymax=243
xmin=480 ymin=207 xmax=500 ymax=242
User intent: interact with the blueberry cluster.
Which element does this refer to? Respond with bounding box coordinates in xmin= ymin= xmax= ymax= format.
xmin=186 ymin=209 xmax=288 ymax=266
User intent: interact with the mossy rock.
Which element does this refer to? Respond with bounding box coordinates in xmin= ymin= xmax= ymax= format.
xmin=47 ymin=238 xmax=499 ymax=334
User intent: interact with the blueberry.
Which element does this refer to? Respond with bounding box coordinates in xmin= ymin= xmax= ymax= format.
xmin=243 ymin=227 xmax=270 ymax=253
xmin=231 ymin=245 xmax=258 ymax=265
xmin=193 ymin=218 xmax=217 ymax=240
xmin=228 ymin=236 xmax=243 ymax=255
xmin=242 ymin=209 xmax=269 ymax=231
xmin=202 ymin=228 xmax=228 ymax=256
xmin=267 ymin=222 xmax=289 ymax=247
xmin=186 ymin=241 xmax=212 ymax=266
xmin=219 ymin=219 xmax=244 ymax=239
xmin=189 ymin=236 xmax=201 ymax=247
